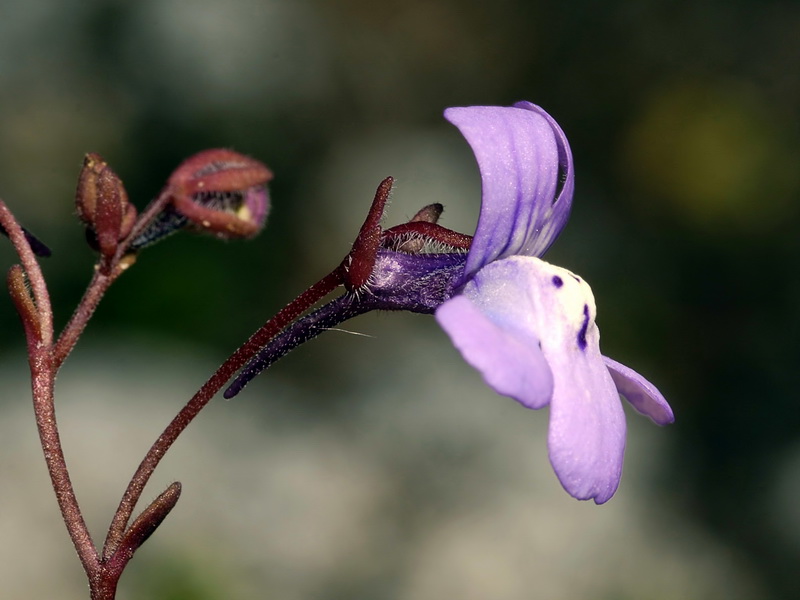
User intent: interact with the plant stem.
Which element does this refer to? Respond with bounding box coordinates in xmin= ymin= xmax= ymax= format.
xmin=103 ymin=268 xmax=343 ymax=558
xmin=1 ymin=201 xmax=101 ymax=581
xmin=89 ymin=568 xmax=120 ymax=600
xmin=0 ymin=202 xmax=53 ymax=333
xmin=31 ymin=351 xmax=100 ymax=574
xmin=53 ymin=268 xmax=115 ymax=369
xmin=54 ymin=190 xmax=173 ymax=370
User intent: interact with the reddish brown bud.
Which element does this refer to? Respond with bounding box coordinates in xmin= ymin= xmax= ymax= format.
xmin=7 ymin=264 xmax=42 ymax=342
xmin=75 ymin=153 xmax=137 ymax=258
xmin=167 ymin=149 xmax=272 ymax=239
xmin=116 ymin=481 xmax=182 ymax=558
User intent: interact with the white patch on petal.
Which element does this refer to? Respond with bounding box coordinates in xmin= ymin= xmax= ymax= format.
xmin=459 ymin=256 xmax=626 ymax=503
xmin=532 ymin=262 xmax=598 ymax=354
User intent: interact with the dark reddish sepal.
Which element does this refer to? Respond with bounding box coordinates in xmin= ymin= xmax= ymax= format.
xmin=344 ymin=177 xmax=393 ymax=290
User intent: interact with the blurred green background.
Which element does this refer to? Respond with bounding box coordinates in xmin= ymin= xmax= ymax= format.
xmin=1 ymin=0 xmax=799 ymax=598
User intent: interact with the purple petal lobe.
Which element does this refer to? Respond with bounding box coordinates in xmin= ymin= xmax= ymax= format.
xmin=514 ymin=101 xmax=575 ymax=231
xmin=444 ymin=103 xmax=574 ymax=282
xmin=436 ymin=295 xmax=553 ymax=409
xmin=442 ymin=256 xmax=626 ymax=503
xmin=603 ymin=356 xmax=674 ymax=426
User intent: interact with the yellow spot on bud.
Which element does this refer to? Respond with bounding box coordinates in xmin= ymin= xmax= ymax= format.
xmin=237 ymin=205 xmax=252 ymax=221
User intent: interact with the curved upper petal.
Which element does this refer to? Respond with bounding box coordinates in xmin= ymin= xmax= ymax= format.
xmin=603 ymin=356 xmax=674 ymax=426
xmin=444 ymin=102 xmax=574 ymax=282
xmin=439 ymin=256 xmax=626 ymax=503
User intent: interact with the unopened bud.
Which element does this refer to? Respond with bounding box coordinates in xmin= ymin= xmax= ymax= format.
xmin=7 ymin=264 xmax=42 ymax=341
xmin=168 ymin=148 xmax=272 ymax=239
xmin=75 ymin=153 xmax=137 ymax=258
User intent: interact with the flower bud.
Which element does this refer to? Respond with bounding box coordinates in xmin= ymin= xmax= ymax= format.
xmin=168 ymin=148 xmax=272 ymax=239
xmin=75 ymin=153 xmax=137 ymax=258
xmin=7 ymin=264 xmax=42 ymax=342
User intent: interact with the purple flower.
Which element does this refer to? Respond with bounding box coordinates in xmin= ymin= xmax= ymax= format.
xmin=224 ymin=101 xmax=673 ymax=504
xmin=435 ymin=102 xmax=673 ymax=503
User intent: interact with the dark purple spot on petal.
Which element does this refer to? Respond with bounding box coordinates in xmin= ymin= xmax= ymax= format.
xmin=552 ymin=275 xmax=563 ymax=288
xmin=570 ymin=274 xmax=581 ymax=282
xmin=577 ymin=304 xmax=589 ymax=350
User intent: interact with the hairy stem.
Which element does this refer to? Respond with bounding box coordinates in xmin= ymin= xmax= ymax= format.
xmin=1 ymin=201 xmax=100 ymax=580
xmin=32 ymin=353 xmax=100 ymax=574
xmin=53 ymin=269 xmax=115 ymax=369
xmin=0 ymin=202 xmax=53 ymax=335
xmin=103 ymin=268 xmax=344 ymax=558
xmin=54 ymin=190 xmax=173 ymax=370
